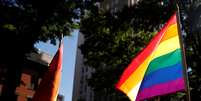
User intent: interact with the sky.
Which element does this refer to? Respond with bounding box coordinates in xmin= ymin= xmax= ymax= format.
xmin=34 ymin=30 xmax=79 ymax=101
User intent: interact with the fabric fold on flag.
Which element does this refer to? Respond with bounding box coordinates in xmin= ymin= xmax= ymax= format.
xmin=32 ymin=42 xmax=63 ymax=101
xmin=116 ymin=13 xmax=185 ymax=101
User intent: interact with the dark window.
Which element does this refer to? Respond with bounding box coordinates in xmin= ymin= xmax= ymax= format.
xmin=27 ymin=97 xmax=32 ymax=101
xmin=30 ymin=75 xmax=39 ymax=90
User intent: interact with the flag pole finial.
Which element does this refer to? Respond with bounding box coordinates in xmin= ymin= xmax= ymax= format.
xmin=59 ymin=33 xmax=64 ymax=48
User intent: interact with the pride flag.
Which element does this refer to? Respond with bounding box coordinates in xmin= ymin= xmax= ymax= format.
xmin=116 ymin=13 xmax=185 ymax=101
xmin=33 ymin=42 xmax=63 ymax=101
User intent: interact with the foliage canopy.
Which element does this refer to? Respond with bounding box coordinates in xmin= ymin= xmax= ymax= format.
xmin=0 ymin=0 xmax=81 ymax=61
xmin=79 ymin=0 xmax=180 ymax=100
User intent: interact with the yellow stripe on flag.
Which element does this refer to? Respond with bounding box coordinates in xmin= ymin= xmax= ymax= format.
xmin=127 ymin=82 xmax=142 ymax=101
xmin=152 ymin=36 xmax=180 ymax=60
xmin=120 ymin=55 xmax=152 ymax=93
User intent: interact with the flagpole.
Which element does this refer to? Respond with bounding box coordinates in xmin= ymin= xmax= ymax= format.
xmin=175 ymin=3 xmax=191 ymax=101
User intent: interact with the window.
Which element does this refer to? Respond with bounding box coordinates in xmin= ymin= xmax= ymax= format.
xmin=27 ymin=96 xmax=32 ymax=101
xmin=31 ymin=75 xmax=39 ymax=90
xmin=85 ymin=67 xmax=88 ymax=72
xmin=82 ymin=67 xmax=84 ymax=73
xmin=0 ymin=65 xmax=8 ymax=84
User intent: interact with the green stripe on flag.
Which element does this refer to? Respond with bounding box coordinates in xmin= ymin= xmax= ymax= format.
xmin=145 ymin=49 xmax=182 ymax=75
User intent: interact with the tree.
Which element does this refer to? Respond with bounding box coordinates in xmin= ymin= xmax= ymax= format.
xmin=182 ymin=0 xmax=201 ymax=100
xmin=80 ymin=0 xmax=180 ymax=100
xmin=0 ymin=0 xmax=82 ymax=100
xmin=0 ymin=0 xmax=82 ymax=61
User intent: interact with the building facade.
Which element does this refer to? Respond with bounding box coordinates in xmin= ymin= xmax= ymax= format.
xmin=72 ymin=33 xmax=94 ymax=101
xmin=0 ymin=50 xmax=64 ymax=101
xmin=101 ymin=0 xmax=139 ymax=12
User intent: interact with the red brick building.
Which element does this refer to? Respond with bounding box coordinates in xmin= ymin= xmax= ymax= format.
xmin=0 ymin=50 xmax=64 ymax=101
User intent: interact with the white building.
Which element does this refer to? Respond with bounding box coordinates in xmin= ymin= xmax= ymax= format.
xmin=72 ymin=33 xmax=94 ymax=101
xmin=101 ymin=0 xmax=139 ymax=12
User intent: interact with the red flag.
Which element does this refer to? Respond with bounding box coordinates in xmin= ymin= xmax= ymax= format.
xmin=33 ymin=42 xmax=63 ymax=101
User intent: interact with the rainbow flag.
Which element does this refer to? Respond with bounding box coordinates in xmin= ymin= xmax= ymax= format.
xmin=115 ymin=13 xmax=185 ymax=101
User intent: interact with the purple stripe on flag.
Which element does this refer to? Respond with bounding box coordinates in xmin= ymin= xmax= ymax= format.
xmin=136 ymin=78 xmax=185 ymax=101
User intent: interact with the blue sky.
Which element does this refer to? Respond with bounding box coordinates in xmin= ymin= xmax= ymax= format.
xmin=35 ymin=30 xmax=79 ymax=101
